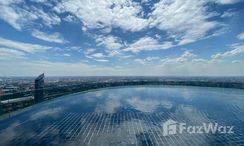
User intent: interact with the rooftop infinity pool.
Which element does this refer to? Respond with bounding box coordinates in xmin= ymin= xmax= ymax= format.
xmin=0 ymin=85 xmax=243 ymax=146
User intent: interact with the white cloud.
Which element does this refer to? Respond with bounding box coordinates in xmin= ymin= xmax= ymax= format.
xmin=63 ymin=53 xmax=71 ymax=57
xmin=0 ymin=37 xmax=50 ymax=53
xmin=145 ymin=57 xmax=159 ymax=61
xmin=106 ymin=50 xmax=122 ymax=57
xmin=0 ymin=57 xmax=243 ymax=76
xmin=91 ymin=53 xmax=106 ymax=58
xmin=96 ymin=35 xmax=123 ymax=50
xmin=211 ymin=44 xmax=244 ymax=59
xmin=84 ymin=49 xmax=109 ymax=62
xmin=63 ymin=15 xmax=77 ymax=22
xmin=161 ymin=50 xmax=197 ymax=64
xmin=0 ymin=0 xmax=237 ymax=49
xmin=150 ymin=0 xmax=218 ymax=45
xmin=95 ymin=35 xmax=130 ymax=58
xmin=57 ymin=0 xmax=148 ymax=32
xmin=0 ymin=0 xmax=235 ymax=55
xmin=0 ymin=48 xmax=25 ymax=59
xmin=237 ymin=32 xmax=244 ymax=40
xmin=0 ymin=0 xmax=242 ymax=77
xmin=0 ymin=0 xmax=24 ymax=30
xmin=232 ymin=60 xmax=242 ymax=63
xmin=53 ymin=0 xmax=238 ymax=52
xmin=31 ymin=30 xmax=67 ymax=44
xmin=0 ymin=0 xmax=60 ymax=30
xmin=0 ymin=60 xmax=125 ymax=76
xmin=124 ymin=37 xmax=173 ymax=52
xmin=134 ymin=57 xmax=159 ymax=64
xmin=30 ymin=0 xmax=48 ymax=3
xmin=215 ymin=0 xmax=241 ymax=4
xmin=84 ymin=44 xmax=125 ymax=61
xmin=134 ymin=59 xmax=146 ymax=65
xmin=30 ymin=7 xmax=61 ymax=27
xmin=55 ymin=0 xmax=231 ymax=39
xmin=84 ymin=48 xmax=96 ymax=54
xmin=221 ymin=11 xmax=237 ymax=18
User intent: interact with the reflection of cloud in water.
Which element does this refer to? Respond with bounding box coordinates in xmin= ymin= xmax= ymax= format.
xmin=160 ymin=100 xmax=173 ymax=109
xmin=176 ymin=105 xmax=209 ymax=123
xmin=0 ymin=108 xmax=65 ymax=145
xmin=95 ymin=96 xmax=121 ymax=113
xmin=126 ymin=97 xmax=173 ymax=113
xmin=180 ymin=88 xmax=195 ymax=100
xmin=158 ymin=106 xmax=211 ymax=146
xmin=127 ymin=97 xmax=159 ymax=112
xmin=82 ymin=91 xmax=106 ymax=103
xmin=30 ymin=107 xmax=64 ymax=120
xmin=133 ymin=87 xmax=147 ymax=92
xmin=177 ymin=105 xmax=211 ymax=144
xmin=0 ymin=123 xmax=19 ymax=145
xmin=1 ymin=86 xmax=243 ymax=145
xmin=0 ymin=122 xmax=37 ymax=145
xmin=94 ymin=91 xmax=105 ymax=97
xmin=70 ymin=89 xmax=175 ymax=113
xmin=93 ymin=120 xmax=145 ymax=145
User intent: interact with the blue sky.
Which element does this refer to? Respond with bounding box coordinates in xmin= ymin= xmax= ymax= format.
xmin=0 ymin=0 xmax=244 ymax=76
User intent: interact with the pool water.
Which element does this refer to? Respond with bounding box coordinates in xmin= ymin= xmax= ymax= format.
xmin=0 ymin=86 xmax=243 ymax=146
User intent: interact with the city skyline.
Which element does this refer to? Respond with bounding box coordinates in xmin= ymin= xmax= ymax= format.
xmin=0 ymin=0 xmax=244 ymax=76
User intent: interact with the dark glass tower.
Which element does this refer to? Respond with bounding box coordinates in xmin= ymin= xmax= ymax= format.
xmin=34 ymin=73 xmax=44 ymax=103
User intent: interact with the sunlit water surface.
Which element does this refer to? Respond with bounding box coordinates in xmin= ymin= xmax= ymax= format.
xmin=0 ymin=86 xmax=243 ymax=146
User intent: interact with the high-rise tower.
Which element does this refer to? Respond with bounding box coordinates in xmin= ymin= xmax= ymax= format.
xmin=34 ymin=73 xmax=44 ymax=103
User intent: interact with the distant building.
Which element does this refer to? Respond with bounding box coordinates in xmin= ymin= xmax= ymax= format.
xmin=34 ymin=73 xmax=44 ymax=103
xmin=0 ymin=89 xmax=2 ymax=114
xmin=0 ymin=88 xmax=2 ymax=97
xmin=0 ymin=96 xmax=34 ymax=114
